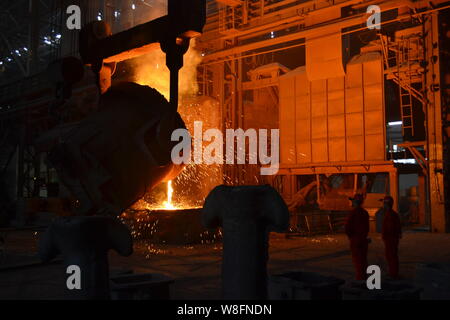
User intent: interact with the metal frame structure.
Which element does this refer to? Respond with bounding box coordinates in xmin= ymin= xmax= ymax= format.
xmin=197 ymin=0 xmax=450 ymax=231
xmin=0 ymin=0 xmax=64 ymax=83
xmin=0 ymin=0 xmax=448 ymax=231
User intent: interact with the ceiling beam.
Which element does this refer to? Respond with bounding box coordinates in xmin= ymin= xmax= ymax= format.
xmin=0 ymin=34 xmax=27 ymax=76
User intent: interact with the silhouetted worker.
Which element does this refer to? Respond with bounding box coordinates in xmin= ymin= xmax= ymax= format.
xmin=345 ymin=193 xmax=370 ymax=281
xmin=202 ymin=185 xmax=290 ymax=300
xmin=381 ymin=195 xmax=402 ymax=279
xmin=39 ymin=215 xmax=133 ymax=300
xmin=375 ymin=207 xmax=385 ymax=233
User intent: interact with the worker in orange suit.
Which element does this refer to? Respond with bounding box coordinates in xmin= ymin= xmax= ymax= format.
xmin=381 ymin=195 xmax=402 ymax=279
xmin=345 ymin=193 xmax=370 ymax=281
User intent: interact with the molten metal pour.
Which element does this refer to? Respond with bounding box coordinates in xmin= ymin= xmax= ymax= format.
xmin=163 ymin=181 xmax=176 ymax=210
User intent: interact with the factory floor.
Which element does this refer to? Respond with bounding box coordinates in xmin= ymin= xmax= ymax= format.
xmin=1 ymin=229 xmax=450 ymax=299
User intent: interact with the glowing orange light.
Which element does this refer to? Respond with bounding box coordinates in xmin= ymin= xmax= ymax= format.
xmin=163 ymin=180 xmax=176 ymax=210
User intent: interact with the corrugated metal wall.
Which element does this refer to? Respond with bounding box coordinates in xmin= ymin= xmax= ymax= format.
xmin=279 ymin=51 xmax=386 ymax=166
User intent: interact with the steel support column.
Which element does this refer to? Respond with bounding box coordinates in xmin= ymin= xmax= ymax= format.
xmin=424 ymin=12 xmax=447 ymax=232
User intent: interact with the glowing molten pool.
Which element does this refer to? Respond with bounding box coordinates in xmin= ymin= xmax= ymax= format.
xmin=120 ymin=180 xmax=217 ymax=245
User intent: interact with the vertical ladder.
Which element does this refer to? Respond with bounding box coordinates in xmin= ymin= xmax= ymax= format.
xmin=381 ymin=34 xmax=425 ymax=139
xmin=397 ymin=38 xmax=414 ymax=137
xmin=218 ymin=1 xmax=245 ymax=34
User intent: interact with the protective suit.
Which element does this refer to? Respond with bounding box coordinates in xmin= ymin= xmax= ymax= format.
xmin=39 ymin=216 xmax=133 ymax=299
xmin=345 ymin=194 xmax=370 ymax=281
xmin=375 ymin=208 xmax=385 ymax=233
xmin=381 ymin=197 xmax=402 ymax=279
xmin=202 ymin=185 xmax=289 ymax=300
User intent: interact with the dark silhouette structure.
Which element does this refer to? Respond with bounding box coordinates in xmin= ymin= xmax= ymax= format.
xmin=38 ymin=215 xmax=133 ymax=299
xmin=202 ymin=185 xmax=289 ymax=300
xmin=42 ymin=82 xmax=186 ymax=218
xmin=381 ymin=195 xmax=402 ymax=279
xmin=345 ymin=193 xmax=370 ymax=281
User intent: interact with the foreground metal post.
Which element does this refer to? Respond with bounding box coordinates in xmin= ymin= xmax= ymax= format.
xmin=39 ymin=216 xmax=133 ymax=300
xmin=202 ymin=185 xmax=289 ymax=299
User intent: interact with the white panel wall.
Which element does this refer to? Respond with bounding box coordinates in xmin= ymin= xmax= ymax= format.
xmin=279 ymin=52 xmax=385 ymax=166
